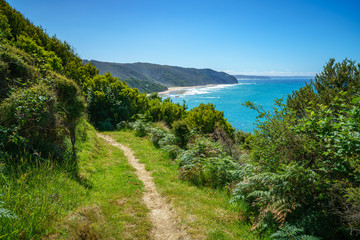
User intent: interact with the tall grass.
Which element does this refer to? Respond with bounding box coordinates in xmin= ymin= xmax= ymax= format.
xmin=0 ymin=120 xmax=93 ymax=239
xmin=0 ymin=156 xmax=88 ymax=239
xmin=0 ymin=120 xmax=152 ymax=239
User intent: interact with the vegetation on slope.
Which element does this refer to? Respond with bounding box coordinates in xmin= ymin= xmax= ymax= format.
xmin=87 ymin=60 xmax=238 ymax=93
xmin=235 ymin=59 xmax=360 ymax=239
xmin=0 ymin=121 xmax=152 ymax=239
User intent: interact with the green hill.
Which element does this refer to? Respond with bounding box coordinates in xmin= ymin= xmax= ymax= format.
xmin=85 ymin=60 xmax=238 ymax=93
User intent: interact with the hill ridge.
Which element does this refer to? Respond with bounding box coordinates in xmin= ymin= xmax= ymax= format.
xmin=84 ymin=60 xmax=238 ymax=93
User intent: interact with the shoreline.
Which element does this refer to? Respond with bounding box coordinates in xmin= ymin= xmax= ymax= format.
xmin=158 ymin=83 xmax=229 ymax=96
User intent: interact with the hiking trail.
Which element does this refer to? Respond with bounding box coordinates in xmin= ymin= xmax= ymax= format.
xmin=97 ymin=133 xmax=189 ymax=240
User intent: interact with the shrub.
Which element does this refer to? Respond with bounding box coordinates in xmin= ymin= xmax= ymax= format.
xmin=131 ymin=120 xmax=150 ymax=137
xmin=185 ymin=103 xmax=234 ymax=137
xmin=85 ymin=72 xmax=149 ymax=129
xmin=54 ymin=74 xmax=85 ymax=156
xmin=116 ymin=121 xmax=128 ymax=130
xmin=234 ymin=130 xmax=252 ymax=145
xmin=146 ymin=97 xmax=186 ymax=126
xmin=270 ymin=224 xmax=322 ymax=240
xmin=0 ymin=84 xmax=62 ymax=159
xmin=172 ymin=120 xmax=190 ymax=148
xmin=150 ymin=127 xmax=166 ymax=148
xmin=178 ymin=137 xmax=240 ymax=188
xmin=162 ymin=144 xmax=182 ymax=160
xmin=158 ymin=131 xmax=176 ymax=148
xmin=234 ymin=59 xmax=360 ymax=239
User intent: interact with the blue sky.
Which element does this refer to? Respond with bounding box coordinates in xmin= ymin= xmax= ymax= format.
xmin=7 ymin=0 xmax=360 ymax=76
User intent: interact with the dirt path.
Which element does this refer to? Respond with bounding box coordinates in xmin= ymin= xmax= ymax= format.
xmin=97 ymin=133 xmax=189 ymax=240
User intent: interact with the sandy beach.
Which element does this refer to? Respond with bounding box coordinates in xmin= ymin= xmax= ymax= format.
xmin=157 ymin=84 xmax=219 ymax=96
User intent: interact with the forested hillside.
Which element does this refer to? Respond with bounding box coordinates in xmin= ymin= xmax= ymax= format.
xmin=0 ymin=1 xmax=359 ymax=239
xmin=85 ymin=60 xmax=238 ymax=93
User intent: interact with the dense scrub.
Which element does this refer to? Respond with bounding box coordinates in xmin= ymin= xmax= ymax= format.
xmin=232 ymin=59 xmax=360 ymax=239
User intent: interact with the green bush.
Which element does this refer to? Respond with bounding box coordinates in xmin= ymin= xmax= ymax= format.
xmin=150 ymin=127 xmax=166 ymax=148
xmin=54 ymin=74 xmax=85 ymax=156
xmin=185 ymin=103 xmax=235 ymax=137
xmin=0 ymin=44 xmax=38 ymax=100
xmin=0 ymin=84 xmax=62 ymax=159
xmin=233 ymin=59 xmax=360 ymax=239
xmin=85 ymin=72 xmax=149 ymax=129
xmin=234 ymin=130 xmax=252 ymax=145
xmin=162 ymin=144 xmax=182 ymax=160
xmin=146 ymin=97 xmax=186 ymax=126
xmin=131 ymin=120 xmax=150 ymax=137
xmin=178 ymin=137 xmax=240 ymax=188
xmin=172 ymin=120 xmax=190 ymax=148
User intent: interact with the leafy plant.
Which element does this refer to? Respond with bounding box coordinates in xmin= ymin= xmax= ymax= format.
xmin=185 ymin=103 xmax=235 ymax=137
xmin=172 ymin=120 xmax=190 ymax=148
xmin=270 ymin=224 xmax=322 ymax=240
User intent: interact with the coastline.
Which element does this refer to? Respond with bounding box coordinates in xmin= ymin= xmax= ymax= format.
xmin=158 ymin=83 xmax=228 ymax=96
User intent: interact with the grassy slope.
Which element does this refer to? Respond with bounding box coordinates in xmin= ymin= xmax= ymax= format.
xmin=0 ymin=122 xmax=151 ymax=239
xmin=106 ymin=130 xmax=261 ymax=240
xmin=1 ymin=124 xmax=262 ymax=239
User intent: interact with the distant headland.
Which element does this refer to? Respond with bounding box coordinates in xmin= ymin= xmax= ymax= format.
xmin=84 ymin=60 xmax=238 ymax=93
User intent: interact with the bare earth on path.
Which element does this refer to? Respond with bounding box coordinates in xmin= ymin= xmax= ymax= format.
xmin=97 ymin=133 xmax=190 ymax=240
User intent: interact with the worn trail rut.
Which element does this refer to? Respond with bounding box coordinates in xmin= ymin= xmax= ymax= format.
xmin=97 ymin=133 xmax=189 ymax=240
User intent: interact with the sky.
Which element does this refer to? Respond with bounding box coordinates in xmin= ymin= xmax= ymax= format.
xmin=6 ymin=0 xmax=360 ymax=76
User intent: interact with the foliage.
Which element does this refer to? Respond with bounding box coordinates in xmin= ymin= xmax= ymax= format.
xmin=233 ymin=59 xmax=360 ymax=239
xmin=287 ymin=58 xmax=360 ymax=118
xmin=0 ymin=9 xmax=12 ymax=42
xmin=149 ymin=127 xmax=166 ymax=148
xmin=16 ymin=34 xmax=64 ymax=73
xmin=85 ymin=72 xmax=149 ymax=130
xmin=270 ymin=224 xmax=322 ymax=240
xmin=0 ymin=43 xmax=38 ymax=100
xmin=185 ymin=103 xmax=235 ymax=137
xmin=54 ymin=74 xmax=86 ymax=156
xmin=0 ymin=84 xmax=62 ymax=159
xmin=178 ymin=137 xmax=240 ymax=188
xmin=172 ymin=120 xmax=190 ymax=148
xmin=0 ymin=1 xmax=91 ymax=162
xmin=131 ymin=120 xmax=151 ymax=137
xmin=234 ymin=130 xmax=253 ymax=150
xmin=146 ymin=97 xmax=186 ymax=126
xmin=213 ymin=125 xmax=241 ymax=160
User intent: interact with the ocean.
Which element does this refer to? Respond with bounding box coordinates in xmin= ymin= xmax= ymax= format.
xmin=166 ymin=79 xmax=311 ymax=132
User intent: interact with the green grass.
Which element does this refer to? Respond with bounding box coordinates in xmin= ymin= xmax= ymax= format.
xmin=0 ymin=122 xmax=151 ymax=239
xmin=106 ymin=130 xmax=262 ymax=240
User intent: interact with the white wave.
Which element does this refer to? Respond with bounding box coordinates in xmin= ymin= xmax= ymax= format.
xmin=183 ymin=88 xmax=210 ymax=95
xmin=183 ymin=83 xmax=239 ymax=95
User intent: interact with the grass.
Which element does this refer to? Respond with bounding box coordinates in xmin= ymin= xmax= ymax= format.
xmin=106 ymin=130 xmax=262 ymax=240
xmin=0 ymin=121 xmax=151 ymax=239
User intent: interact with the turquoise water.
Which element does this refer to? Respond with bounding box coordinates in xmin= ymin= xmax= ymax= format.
xmin=167 ymin=79 xmax=310 ymax=132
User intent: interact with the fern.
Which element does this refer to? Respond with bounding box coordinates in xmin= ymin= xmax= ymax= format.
xmin=0 ymin=165 xmax=18 ymax=220
xmin=270 ymin=224 xmax=322 ymax=240
xmin=0 ymin=201 xmax=18 ymax=220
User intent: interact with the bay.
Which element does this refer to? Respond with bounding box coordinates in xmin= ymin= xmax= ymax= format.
xmin=167 ymin=79 xmax=311 ymax=132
